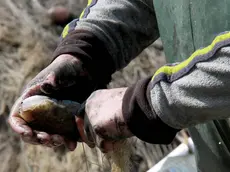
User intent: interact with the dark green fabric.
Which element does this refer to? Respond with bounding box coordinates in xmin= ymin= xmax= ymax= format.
xmin=153 ymin=0 xmax=230 ymax=171
xmin=153 ymin=0 xmax=195 ymax=63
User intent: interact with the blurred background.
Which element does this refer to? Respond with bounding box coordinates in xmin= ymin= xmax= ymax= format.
xmin=0 ymin=0 xmax=193 ymax=171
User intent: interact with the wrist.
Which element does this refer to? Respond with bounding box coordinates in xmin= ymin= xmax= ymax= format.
xmin=122 ymin=77 xmax=179 ymax=144
xmin=52 ymin=29 xmax=115 ymax=86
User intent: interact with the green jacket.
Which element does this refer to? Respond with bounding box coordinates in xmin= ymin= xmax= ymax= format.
xmin=154 ymin=1 xmax=230 ymax=171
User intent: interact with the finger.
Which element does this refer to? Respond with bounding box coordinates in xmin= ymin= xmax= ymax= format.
xmin=21 ymin=132 xmax=65 ymax=147
xmin=76 ymin=117 xmax=95 ymax=148
xmin=8 ymin=97 xmax=32 ymax=136
xmin=9 ymin=84 xmax=41 ymax=119
xmin=50 ymin=134 xmax=65 ymax=147
xmin=40 ymin=72 xmax=57 ymax=94
xmin=21 ymin=84 xmax=43 ymax=100
xmin=8 ymin=84 xmax=43 ymax=136
xmin=8 ymin=116 xmax=33 ymax=136
xmin=35 ymin=131 xmax=52 ymax=145
xmin=65 ymin=139 xmax=77 ymax=151
xmin=21 ymin=134 xmax=41 ymax=145
xmin=21 ymin=131 xmax=50 ymax=146
xmin=99 ymin=140 xmax=125 ymax=153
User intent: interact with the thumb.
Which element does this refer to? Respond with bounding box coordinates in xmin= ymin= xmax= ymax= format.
xmin=76 ymin=117 xmax=96 ymax=148
xmin=40 ymin=72 xmax=57 ymax=94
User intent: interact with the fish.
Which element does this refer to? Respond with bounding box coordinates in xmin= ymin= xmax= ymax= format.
xmin=19 ymin=95 xmax=131 ymax=172
xmin=19 ymin=95 xmax=81 ymax=141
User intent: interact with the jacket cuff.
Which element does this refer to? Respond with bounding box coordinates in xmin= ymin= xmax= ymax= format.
xmin=122 ymin=76 xmax=180 ymax=144
xmin=52 ymin=29 xmax=115 ymax=85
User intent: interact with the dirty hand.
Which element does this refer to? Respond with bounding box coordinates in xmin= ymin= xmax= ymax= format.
xmin=8 ymin=54 xmax=96 ymax=151
xmin=76 ymin=88 xmax=133 ymax=153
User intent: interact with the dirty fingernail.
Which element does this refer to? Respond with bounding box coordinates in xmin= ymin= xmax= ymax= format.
xmin=52 ymin=136 xmax=63 ymax=146
xmin=52 ymin=140 xmax=62 ymax=146
xmin=23 ymin=131 xmax=31 ymax=137
xmin=37 ymin=135 xmax=48 ymax=144
xmin=53 ymin=142 xmax=62 ymax=146
xmin=40 ymin=83 xmax=53 ymax=94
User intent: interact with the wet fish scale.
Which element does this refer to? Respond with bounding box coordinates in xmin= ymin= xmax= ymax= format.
xmin=19 ymin=95 xmax=81 ymax=141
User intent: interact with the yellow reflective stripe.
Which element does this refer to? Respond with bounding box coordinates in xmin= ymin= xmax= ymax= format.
xmin=61 ymin=0 xmax=94 ymax=39
xmin=62 ymin=24 xmax=69 ymax=38
xmin=80 ymin=0 xmax=93 ymax=19
xmin=152 ymin=32 xmax=230 ymax=80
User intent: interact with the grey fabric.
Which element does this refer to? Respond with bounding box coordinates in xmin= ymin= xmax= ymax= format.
xmin=151 ymin=47 xmax=230 ymax=129
xmin=75 ymin=0 xmax=159 ymax=70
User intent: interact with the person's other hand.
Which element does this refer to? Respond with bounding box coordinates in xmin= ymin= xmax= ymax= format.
xmin=8 ymin=54 xmax=96 ymax=151
xmin=76 ymin=88 xmax=133 ymax=153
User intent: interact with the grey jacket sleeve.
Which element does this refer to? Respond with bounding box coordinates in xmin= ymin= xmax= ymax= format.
xmin=53 ymin=0 xmax=159 ymax=85
xmin=122 ymin=32 xmax=230 ymax=144
xmin=75 ymin=0 xmax=159 ymax=70
xmin=152 ymin=46 xmax=230 ymax=129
